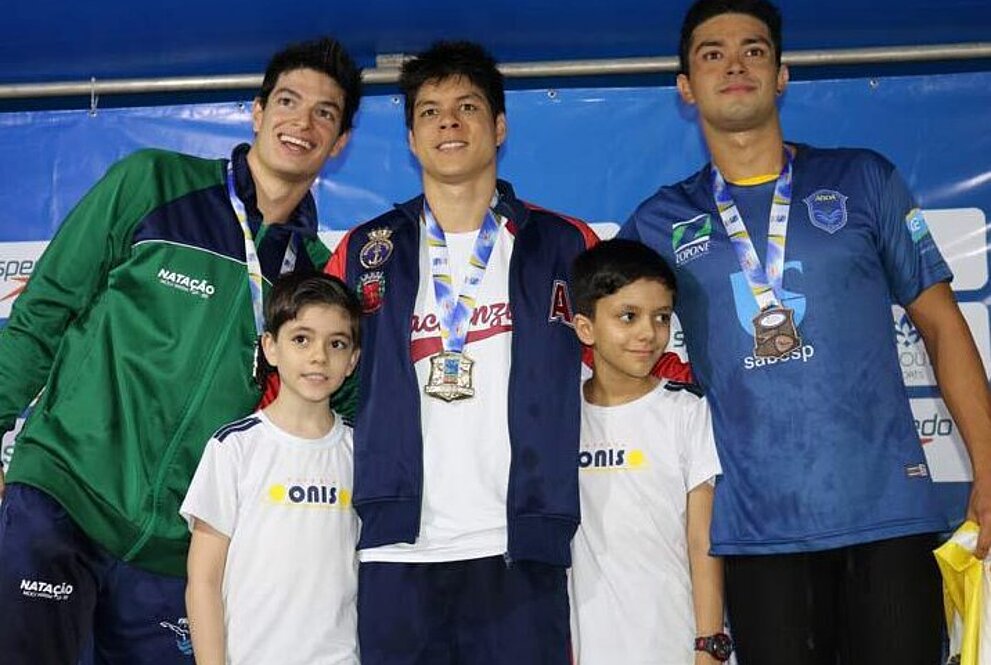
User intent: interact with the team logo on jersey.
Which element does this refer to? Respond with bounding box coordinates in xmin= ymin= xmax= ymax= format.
xmin=672 ymin=213 xmax=713 ymax=266
xmin=159 ymin=618 xmax=193 ymax=656
xmin=548 ymin=280 xmax=575 ymax=327
xmin=266 ymin=482 xmax=351 ymax=509
xmin=803 ymin=189 xmax=848 ymax=234
xmin=731 ymin=262 xmax=807 ymax=334
xmin=359 ymin=227 xmax=394 ymax=269
xmin=358 ymin=271 xmax=385 ymax=314
xmin=579 ymin=446 xmax=646 ymax=470
xmin=157 ymin=268 xmax=216 ymax=299
xmin=19 ymin=578 xmax=74 ymax=601
xmin=905 ymin=208 xmax=931 ymax=243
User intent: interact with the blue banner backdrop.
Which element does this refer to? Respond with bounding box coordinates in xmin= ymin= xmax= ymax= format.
xmin=1 ymin=71 xmax=989 ymax=522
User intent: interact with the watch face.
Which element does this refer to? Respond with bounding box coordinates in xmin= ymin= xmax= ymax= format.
xmin=711 ymin=633 xmax=734 ymax=660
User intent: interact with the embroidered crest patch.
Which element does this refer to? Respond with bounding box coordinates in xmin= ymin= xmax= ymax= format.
xmin=359 ymin=228 xmax=394 ymax=269
xmin=803 ymin=189 xmax=848 ymax=234
xmin=358 ymin=271 xmax=386 ymax=314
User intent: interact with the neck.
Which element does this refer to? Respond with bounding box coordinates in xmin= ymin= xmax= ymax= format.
xmin=704 ymin=121 xmax=785 ymax=183
xmin=583 ymin=366 xmax=659 ymax=407
xmin=263 ymin=395 xmax=335 ymax=439
xmin=422 ymin=174 xmax=497 ymax=233
xmin=245 ymin=148 xmax=313 ymax=224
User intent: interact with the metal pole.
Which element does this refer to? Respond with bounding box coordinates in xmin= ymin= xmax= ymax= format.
xmin=0 ymin=42 xmax=988 ymax=100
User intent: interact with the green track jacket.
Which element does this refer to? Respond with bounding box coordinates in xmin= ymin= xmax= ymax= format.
xmin=0 ymin=144 xmax=330 ymax=576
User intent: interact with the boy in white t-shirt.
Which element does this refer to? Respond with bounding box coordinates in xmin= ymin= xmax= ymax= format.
xmin=181 ymin=272 xmax=361 ymax=665
xmin=569 ymin=239 xmax=730 ymax=664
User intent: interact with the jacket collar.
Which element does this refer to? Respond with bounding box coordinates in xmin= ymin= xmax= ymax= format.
xmin=229 ymin=142 xmax=319 ymax=238
xmin=393 ymin=179 xmax=528 ymax=230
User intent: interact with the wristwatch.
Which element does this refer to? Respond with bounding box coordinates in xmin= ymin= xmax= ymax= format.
xmin=694 ymin=632 xmax=733 ymax=661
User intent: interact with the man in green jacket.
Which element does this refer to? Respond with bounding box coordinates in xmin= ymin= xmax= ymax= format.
xmin=0 ymin=37 xmax=361 ymax=665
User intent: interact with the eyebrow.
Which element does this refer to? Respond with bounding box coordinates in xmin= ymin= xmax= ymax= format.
xmin=414 ymin=92 xmax=486 ymax=109
xmin=272 ymin=86 xmax=342 ymax=111
xmin=694 ymin=35 xmax=772 ymax=54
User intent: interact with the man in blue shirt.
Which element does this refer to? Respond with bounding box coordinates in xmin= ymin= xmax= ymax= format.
xmin=621 ymin=1 xmax=991 ymax=662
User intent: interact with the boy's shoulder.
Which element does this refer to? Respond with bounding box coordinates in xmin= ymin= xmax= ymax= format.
xmin=211 ymin=413 xmax=265 ymax=444
xmin=661 ymin=380 xmax=704 ymax=399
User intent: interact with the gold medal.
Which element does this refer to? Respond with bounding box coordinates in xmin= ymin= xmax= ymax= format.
xmin=424 ymin=351 xmax=475 ymax=401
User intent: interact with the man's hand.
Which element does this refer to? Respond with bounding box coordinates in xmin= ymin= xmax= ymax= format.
xmin=908 ymin=283 xmax=991 ymax=559
xmin=968 ymin=470 xmax=991 ymax=558
xmin=0 ymin=465 xmax=5 ymax=499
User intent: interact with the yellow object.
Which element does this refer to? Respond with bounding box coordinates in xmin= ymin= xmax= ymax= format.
xmin=935 ymin=521 xmax=984 ymax=665
xmin=729 ymin=174 xmax=779 ymax=186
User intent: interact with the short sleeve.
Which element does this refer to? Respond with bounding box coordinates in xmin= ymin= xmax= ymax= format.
xmin=179 ymin=437 xmax=239 ymax=537
xmin=681 ymin=396 xmax=722 ymax=491
xmin=874 ymin=161 xmax=953 ymax=306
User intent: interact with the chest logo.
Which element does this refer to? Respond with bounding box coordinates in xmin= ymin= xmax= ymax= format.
xmin=672 ymin=213 xmax=713 ymax=266
xmin=803 ymin=189 xmax=848 ymax=234
xmin=359 ymin=228 xmax=394 ymax=269
xmin=358 ymin=271 xmax=385 ymax=315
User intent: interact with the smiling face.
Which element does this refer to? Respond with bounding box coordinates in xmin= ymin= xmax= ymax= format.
xmin=248 ymin=67 xmax=351 ymax=188
xmin=261 ymin=303 xmax=359 ymax=409
xmin=677 ymin=12 xmax=788 ymax=135
xmin=575 ymin=278 xmax=675 ymax=390
xmin=407 ymin=75 xmax=507 ymax=188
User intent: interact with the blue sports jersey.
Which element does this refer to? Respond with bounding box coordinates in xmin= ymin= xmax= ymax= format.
xmin=621 ymin=144 xmax=953 ymax=554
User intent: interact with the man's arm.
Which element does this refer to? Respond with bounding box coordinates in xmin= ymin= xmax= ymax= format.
xmin=687 ymin=481 xmax=724 ymax=665
xmin=186 ymin=519 xmax=231 ymax=665
xmin=907 ymin=281 xmax=991 ymax=556
xmin=0 ymin=157 xmax=146 ymax=496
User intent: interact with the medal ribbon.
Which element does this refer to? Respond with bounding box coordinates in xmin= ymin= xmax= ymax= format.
xmin=710 ymin=148 xmax=794 ymax=311
xmin=226 ymin=163 xmax=298 ymax=337
xmin=423 ymin=199 xmax=501 ymax=354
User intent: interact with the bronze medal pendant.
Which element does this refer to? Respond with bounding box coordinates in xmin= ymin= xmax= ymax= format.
xmin=752 ymin=307 xmax=802 ymax=358
xmin=425 ymin=351 xmax=475 ymax=401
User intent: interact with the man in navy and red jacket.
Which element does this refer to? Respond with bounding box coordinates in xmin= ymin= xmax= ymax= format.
xmin=326 ymin=41 xmax=596 ymax=664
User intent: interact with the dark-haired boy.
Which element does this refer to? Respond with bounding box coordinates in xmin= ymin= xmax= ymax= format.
xmin=569 ymin=239 xmax=726 ymax=664
xmin=327 ymin=41 xmax=596 ymax=664
xmin=620 ymin=0 xmax=991 ymax=662
xmin=0 ymin=37 xmax=361 ymax=664
xmin=182 ymin=273 xmax=361 ymax=665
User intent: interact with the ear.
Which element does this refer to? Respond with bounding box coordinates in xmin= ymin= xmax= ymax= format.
xmin=573 ymin=313 xmax=597 ymax=347
xmin=776 ymin=63 xmax=790 ymax=95
xmin=345 ymin=347 xmax=360 ymax=378
xmin=251 ymin=98 xmax=265 ymax=134
xmin=676 ymin=73 xmax=696 ymax=106
xmin=261 ymin=332 xmax=279 ymax=368
xmin=495 ymin=113 xmax=508 ymax=148
xmin=329 ymin=130 xmax=351 ymax=158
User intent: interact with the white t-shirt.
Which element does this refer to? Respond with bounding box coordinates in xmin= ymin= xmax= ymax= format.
xmin=361 ymin=219 xmax=514 ymax=563
xmin=180 ymin=411 xmax=358 ymax=665
xmin=570 ymin=381 xmax=721 ymax=665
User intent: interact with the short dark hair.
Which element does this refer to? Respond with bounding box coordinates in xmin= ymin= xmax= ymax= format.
xmin=399 ymin=41 xmax=506 ymax=130
xmin=255 ymin=272 xmax=361 ymax=387
xmin=257 ymin=37 xmax=363 ymax=133
xmin=572 ymin=239 xmax=677 ymax=318
xmin=265 ymin=272 xmax=361 ymax=339
xmin=679 ymin=0 xmax=783 ymax=76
